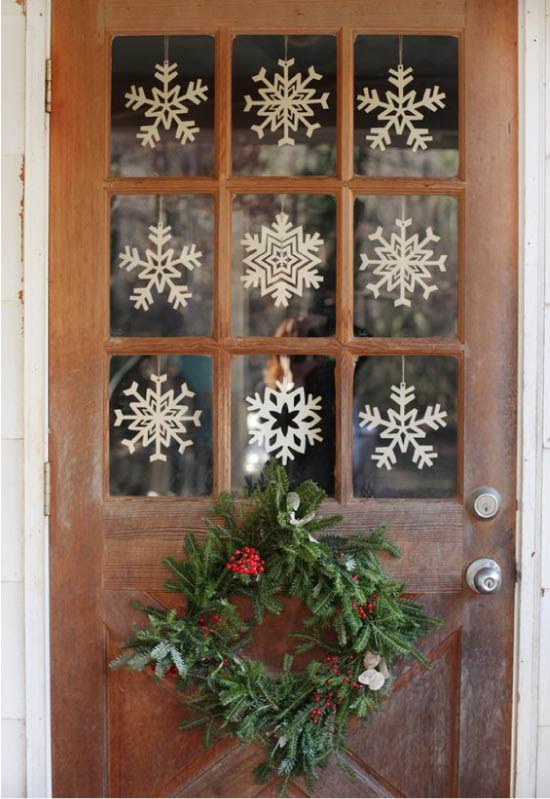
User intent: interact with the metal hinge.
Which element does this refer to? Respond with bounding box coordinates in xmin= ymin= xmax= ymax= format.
xmin=44 ymin=461 xmax=51 ymax=517
xmin=45 ymin=59 xmax=52 ymax=113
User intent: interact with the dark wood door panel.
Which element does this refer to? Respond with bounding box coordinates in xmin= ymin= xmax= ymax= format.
xmin=106 ymin=592 xmax=462 ymax=798
xmin=103 ymin=500 xmax=465 ymax=593
xmin=50 ymin=1 xmax=517 ymax=796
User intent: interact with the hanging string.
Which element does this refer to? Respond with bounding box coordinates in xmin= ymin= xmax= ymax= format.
xmin=398 ymin=35 xmax=403 ymax=66
xmin=164 ymin=35 xmax=170 ymax=63
xmin=158 ymin=194 xmax=166 ymax=225
xmin=284 ymin=35 xmax=288 ymax=61
xmin=401 ymin=355 xmax=406 ymax=385
xmin=401 ymin=195 xmax=406 ymax=220
xmin=280 ymin=193 xmax=286 ymax=214
xmin=157 ymin=354 xmax=162 ymax=377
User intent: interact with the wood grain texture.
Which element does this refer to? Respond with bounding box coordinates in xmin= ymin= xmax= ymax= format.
xmin=459 ymin=0 xmax=518 ymax=795
xmin=50 ymin=1 xmax=107 ymax=795
xmin=49 ymin=0 xmax=517 ymax=795
xmin=105 ymin=0 xmax=465 ymax=31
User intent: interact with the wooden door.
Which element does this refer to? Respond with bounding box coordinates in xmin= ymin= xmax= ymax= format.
xmin=50 ymin=1 xmax=517 ymax=796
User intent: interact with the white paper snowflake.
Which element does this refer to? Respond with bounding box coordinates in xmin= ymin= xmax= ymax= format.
xmin=246 ymin=380 xmax=323 ymax=465
xmin=359 ymin=216 xmax=447 ymax=308
xmin=359 ymin=381 xmax=447 ymax=470
xmin=241 ymin=212 xmax=324 ymax=307
xmin=356 ymin=63 xmax=446 ymax=152
xmin=114 ymin=373 xmax=202 ymax=463
xmin=119 ymin=220 xmax=202 ymax=312
xmin=244 ymin=58 xmax=329 ymax=146
xmin=125 ymin=61 xmax=208 ymax=148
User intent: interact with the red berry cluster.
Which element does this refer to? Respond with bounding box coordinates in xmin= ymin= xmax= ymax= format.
xmin=198 ymin=612 xmax=222 ymax=638
xmin=309 ymin=656 xmax=358 ymax=724
xmin=225 ymin=547 xmax=265 ymax=576
xmin=351 ymin=593 xmax=378 ymax=619
xmin=147 ymin=664 xmax=179 ymax=679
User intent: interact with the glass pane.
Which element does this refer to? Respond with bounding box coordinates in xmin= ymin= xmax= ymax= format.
xmin=231 ymin=354 xmax=335 ymax=493
xmin=354 ymin=35 xmax=458 ymax=177
xmin=354 ymin=195 xmax=458 ymax=337
xmin=110 ymin=355 xmax=213 ymax=496
xmin=111 ymin=36 xmax=215 ymax=176
xmin=232 ymin=35 xmax=336 ymax=176
xmin=110 ymin=194 xmax=214 ymax=337
xmin=232 ymin=194 xmax=336 ymax=336
xmin=353 ymin=356 xmax=457 ymax=498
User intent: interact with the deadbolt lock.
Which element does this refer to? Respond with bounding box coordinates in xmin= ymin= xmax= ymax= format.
xmin=467 ymin=486 xmax=501 ymax=520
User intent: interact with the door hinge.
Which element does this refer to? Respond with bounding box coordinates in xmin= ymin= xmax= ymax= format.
xmin=44 ymin=461 xmax=51 ymax=517
xmin=45 ymin=58 xmax=52 ymax=113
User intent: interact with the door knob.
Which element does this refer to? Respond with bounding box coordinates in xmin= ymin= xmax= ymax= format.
xmin=466 ymin=558 xmax=502 ymax=594
xmin=467 ymin=487 xmax=501 ymax=520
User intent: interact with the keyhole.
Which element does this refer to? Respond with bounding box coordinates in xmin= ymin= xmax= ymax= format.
xmin=273 ymin=402 xmax=299 ymax=436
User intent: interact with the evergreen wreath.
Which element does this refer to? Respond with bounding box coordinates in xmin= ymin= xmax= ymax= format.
xmin=111 ymin=463 xmax=440 ymax=793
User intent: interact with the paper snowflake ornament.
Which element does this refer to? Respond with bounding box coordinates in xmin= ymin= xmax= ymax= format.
xmin=241 ymin=212 xmax=324 ymax=307
xmin=359 ymin=216 xmax=447 ymax=308
xmin=114 ymin=373 xmax=202 ymax=463
xmin=356 ymin=63 xmax=446 ymax=152
xmin=245 ymin=379 xmax=323 ymax=465
xmin=244 ymin=58 xmax=329 ymax=146
xmin=125 ymin=61 xmax=208 ymax=148
xmin=119 ymin=219 xmax=202 ymax=312
xmin=359 ymin=381 xmax=447 ymax=470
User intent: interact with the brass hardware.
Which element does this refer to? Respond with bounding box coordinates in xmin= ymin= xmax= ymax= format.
xmin=45 ymin=59 xmax=52 ymax=113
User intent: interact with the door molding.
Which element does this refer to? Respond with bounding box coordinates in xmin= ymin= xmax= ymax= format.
xmin=514 ymin=0 xmax=548 ymax=795
xmin=22 ymin=1 xmax=51 ymax=797
xmin=21 ymin=1 xmax=545 ymax=796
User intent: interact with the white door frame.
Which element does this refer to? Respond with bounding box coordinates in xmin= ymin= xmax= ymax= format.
xmin=23 ymin=2 xmax=51 ymax=797
xmin=22 ymin=1 xmax=545 ymax=796
xmin=514 ymin=0 xmax=548 ymax=796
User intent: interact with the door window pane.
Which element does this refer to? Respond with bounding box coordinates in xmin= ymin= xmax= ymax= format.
xmin=353 ymin=356 xmax=458 ymax=498
xmin=110 ymin=194 xmax=214 ymax=337
xmin=354 ymin=35 xmax=459 ymax=177
xmin=354 ymin=194 xmax=458 ymax=337
xmin=231 ymin=354 xmax=335 ymax=493
xmin=232 ymin=35 xmax=336 ymax=176
xmin=110 ymin=355 xmax=213 ymax=496
xmin=111 ymin=36 xmax=215 ymax=176
xmin=232 ymin=193 xmax=336 ymax=336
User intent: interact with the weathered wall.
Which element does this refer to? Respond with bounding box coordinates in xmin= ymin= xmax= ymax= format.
xmin=1 ymin=0 xmax=27 ymax=797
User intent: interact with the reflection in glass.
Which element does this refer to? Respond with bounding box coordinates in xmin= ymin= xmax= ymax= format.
xmin=353 ymin=356 xmax=457 ymax=498
xmin=231 ymin=354 xmax=335 ymax=493
xmin=111 ymin=36 xmax=215 ymax=176
xmin=232 ymin=194 xmax=336 ymax=336
xmin=110 ymin=194 xmax=214 ymax=337
xmin=354 ymin=35 xmax=458 ymax=177
xmin=110 ymin=355 xmax=213 ymax=496
xmin=354 ymin=195 xmax=458 ymax=337
xmin=233 ymin=35 xmax=336 ymax=176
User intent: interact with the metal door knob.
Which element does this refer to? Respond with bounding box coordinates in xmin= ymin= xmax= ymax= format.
xmin=466 ymin=558 xmax=502 ymax=594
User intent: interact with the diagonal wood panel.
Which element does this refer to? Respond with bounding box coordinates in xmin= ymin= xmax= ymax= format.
xmin=107 ymin=589 xmax=461 ymax=798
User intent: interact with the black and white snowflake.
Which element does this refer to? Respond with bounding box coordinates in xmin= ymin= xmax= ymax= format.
xmin=114 ymin=373 xmax=202 ymax=463
xmin=241 ymin=211 xmax=324 ymax=307
xmin=119 ymin=219 xmax=202 ymax=312
xmin=356 ymin=63 xmax=446 ymax=152
xmin=125 ymin=61 xmax=208 ymax=148
xmin=245 ymin=380 xmax=323 ymax=465
xmin=359 ymin=381 xmax=447 ymax=470
xmin=359 ymin=216 xmax=447 ymax=308
xmin=244 ymin=58 xmax=329 ymax=146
